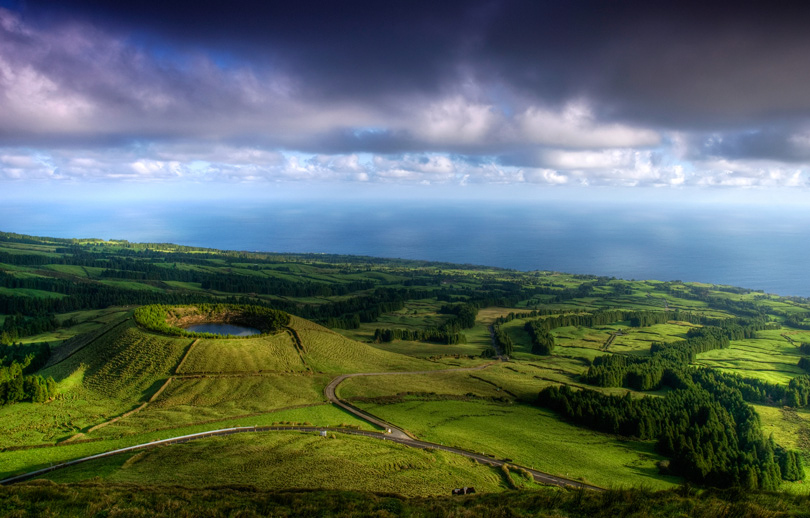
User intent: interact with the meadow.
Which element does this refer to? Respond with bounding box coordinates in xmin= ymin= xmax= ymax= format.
xmin=178 ymin=333 xmax=308 ymax=374
xmin=41 ymin=431 xmax=518 ymax=496
xmin=2 ymin=231 xmax=810 ymax=503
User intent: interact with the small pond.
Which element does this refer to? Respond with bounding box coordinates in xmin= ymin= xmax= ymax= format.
xmin=183 ymin=323 xmax=261 ymax=336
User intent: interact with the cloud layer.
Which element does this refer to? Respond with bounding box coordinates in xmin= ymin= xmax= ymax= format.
xmin=3 ymin=1 xmax=810 ymax=188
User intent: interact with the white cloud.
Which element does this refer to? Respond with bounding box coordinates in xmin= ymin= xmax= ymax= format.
xmin=0 ymin=4 xmax=809 ymax=197
xmin=542 ymin=149 xmax=636 ymax=170
xmin=409 ymin=96 xmax=502 ymax=145
xmin=516 ymin=101 xmax=660 ymax=148
xmin=523 ymin=168 xmax=569 ymax=184
xmin=1 ymin=142 xmax=808 ymax=190
xmin=694 ymin=159 xmax=806 ymax=188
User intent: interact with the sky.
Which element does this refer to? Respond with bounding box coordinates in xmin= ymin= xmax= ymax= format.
xmin=3 ymin=1 xmax=810 ymax=202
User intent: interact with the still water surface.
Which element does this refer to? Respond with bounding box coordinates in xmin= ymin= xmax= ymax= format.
xmin=183 ymin=323 xmax=261 ymax=336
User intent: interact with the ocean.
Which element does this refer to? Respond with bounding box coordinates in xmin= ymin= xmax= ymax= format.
xmin=3 ymin=198 xmax=810 ymax=297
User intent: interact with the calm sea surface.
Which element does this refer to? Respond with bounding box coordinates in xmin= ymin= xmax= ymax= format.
xmin=3 ymin=199 xmax=810 ymax=297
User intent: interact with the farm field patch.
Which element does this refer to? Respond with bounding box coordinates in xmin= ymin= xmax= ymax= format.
xmin=352 ymin=399 xmax=679 ymax=490
xmin=0 ymin=405 xmax=376 ymax=481
xmin=41 ymin=432 xmax=515 ymax=496
xmin=105 ymin=374 xmax=330 ymax=434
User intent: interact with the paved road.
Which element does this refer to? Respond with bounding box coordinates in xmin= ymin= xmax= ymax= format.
xmin=2 ymin=362 xmax=604 ymax=492
xmin=322 ymin=364 xmax=602 ymax=490
xmin=323 ymin=364 xmax=495 ymax=440
xmin=0 ymin=425 xmax=602 ymax=491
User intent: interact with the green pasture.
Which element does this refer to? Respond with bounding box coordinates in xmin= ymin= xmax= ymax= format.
xmin=41 ymin=432 xmax=514 ymax=496
xmin=162 ymin=280 xmax=204 ymax=290
xmin=342 ymin=299 xmax=451 ymax=342
xmin=17 ymin=307 xmax=133 ymax=345
xmin=353 ymin=399 xmax=680 ymax=490
xmin=291 ymin=317 xmax=435 ymax=373
xmin=97 ymin=280 xmax=164 ymax=292
xmin=105 ymin=374 xmax=330 ymax=435
xmin=41 ymin=265 xmax=105 ymax=278
xmin=476 ymin=307 xmax=532 ymax=324
xmin=754 ymin=404 xmax=810 ymax=493
xmin=696 ymin=332 xmax=805 ymax=384
xmin=0 ymin=243 xmax=60 ymax=256
xmin=0 ymin=405 xmax=375 ymax=480
xmin=341 ymin=362 xmax=648 ymax=407
xmin=339 ymin=370 xmax=509 ymax=402
xmin=179 ymin=333 xmax=308 ymax=374
xmin=365 ymin=338 xmax=487 ymax=358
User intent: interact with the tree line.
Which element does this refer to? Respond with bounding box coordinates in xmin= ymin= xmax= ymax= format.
xmin=372 ymin=327 xmax=467 ymax=345
xmin=373 ymin=303 xmax=478 ymax=345
xmin=1 ymin=313 xmax=60 ymax=345
xmin=492 ymin=324 xmax=513 ymax=355
xmin=538 ymin=379 xmax=804 ymax=489
xmin=582 ymin=320 xmax=768 ymax=391
xmin=520 ymin=309 xmax=744 ymax=358
xmin=0 ymin=342 xmax=56 ymax=405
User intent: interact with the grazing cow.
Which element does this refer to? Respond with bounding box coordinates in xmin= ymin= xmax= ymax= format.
xmin=451 ymin=487 xmax=476 ymax=495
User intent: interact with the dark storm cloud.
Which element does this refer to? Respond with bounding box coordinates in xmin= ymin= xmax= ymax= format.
xmin=690 ymin=128 xmax=810 ymax=162
xmin=21 ymin=0 xmax=479 ymax=101
xmin=4 ymin=1 xmax=810 ymax=185
xmin=20 ymin=0 xmax=810 ymax=129
xmin=475 ymin=1 xmax=810 ymax=128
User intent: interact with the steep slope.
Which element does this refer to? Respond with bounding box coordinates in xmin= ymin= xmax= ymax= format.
xmin=42 ymin=318 xmax=190 ymax=401
xmin=290 ymin=316 xmax=437 ymax=373
xmin=0 ymin=318 xmax=189 ymax=447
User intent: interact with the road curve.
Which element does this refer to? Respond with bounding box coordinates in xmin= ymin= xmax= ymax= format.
xmin=0 ymin=425 xmax=602 ymax=491
xmin=322 ymin=364 xmax=602 ymax=490
xmin=1 ymin=363 xmax=604 ymax=492
xmin=323 ymin=363 xmax=495 ymax=440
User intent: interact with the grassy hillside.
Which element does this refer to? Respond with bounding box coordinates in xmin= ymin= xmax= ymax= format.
xmin=0 ymin=318 xmax=190 ymax=448
xmin=5 ymin=230 xmax=810 ymax=505
xmin=178 ymin=333 xmax=308 ymax=374
xmin=0 ymin=303 xmax=445 ymax=487
xmin=102 ymin=374 xmax=332 ymax=434
xmin=353 ymin=399 xmax=679 ymax=490
xmin=41 ymin=432 xmax=519 ymax=496
xmin=291 ymin=316 xmax=436 ymax=373
xmin=42 ymin=320 xmax=190 ymax=400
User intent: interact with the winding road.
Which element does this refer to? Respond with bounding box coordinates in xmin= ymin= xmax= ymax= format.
xmin=323 ymin=363 xmax=495 ymax=440
xmin=1 ymin=363 xmax=604 ymax=492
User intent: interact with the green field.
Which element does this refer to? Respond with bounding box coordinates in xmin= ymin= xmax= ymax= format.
xmin=103 ymin=374 xmax=331 ymax=435
xmin=353 ymin=399 xmax=679 ymax=490
xmin=292 ymin=317 xmax=437 ymax=373
xmin=0 ymin=405 xmax=375 ymax=480
xmin=42 ymin=431 xmax=517 ymax=496
xmin=3 ymin=231 xmax=810 ymax=505
xmin=179 ymin=333 xmax=308 ymax=374
xmin=696 ymin=329 xmax=805 ymax=384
